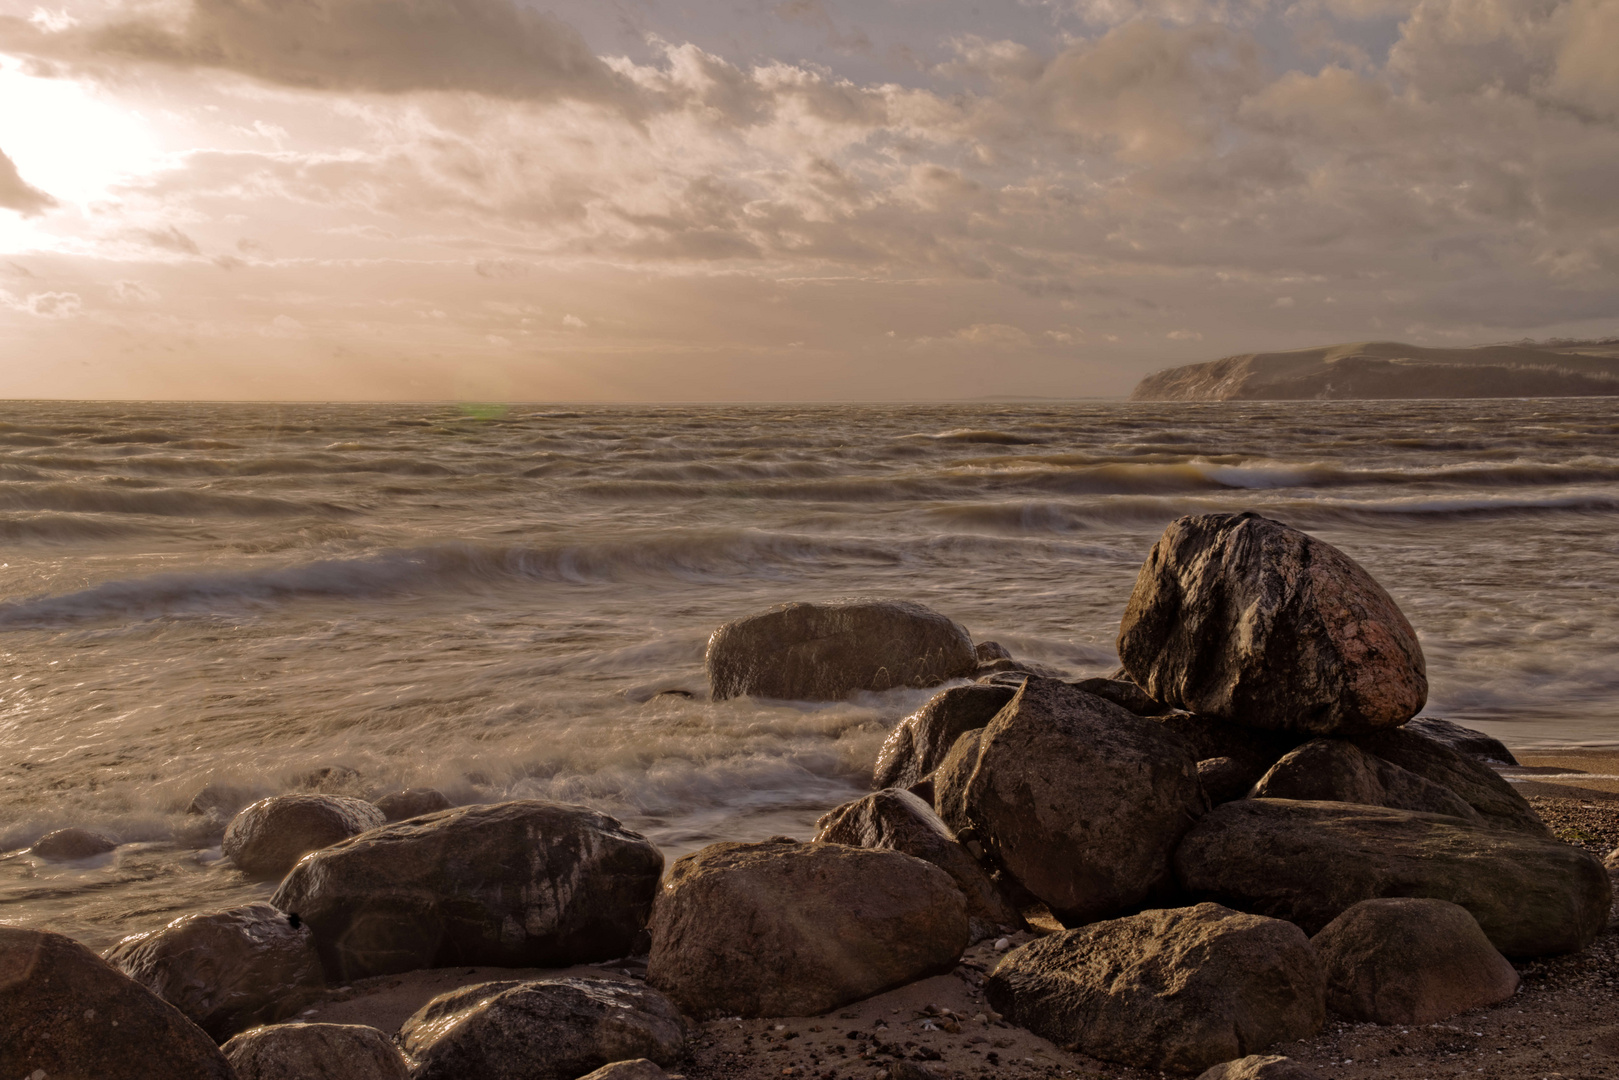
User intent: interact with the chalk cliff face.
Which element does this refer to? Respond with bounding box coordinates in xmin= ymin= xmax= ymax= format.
xmin=1131 ymin=341 xmax=1619 ymax=401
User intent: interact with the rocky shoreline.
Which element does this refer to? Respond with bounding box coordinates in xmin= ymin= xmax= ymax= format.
xmin=5 ymin=511 xmax=1616 ymax=1080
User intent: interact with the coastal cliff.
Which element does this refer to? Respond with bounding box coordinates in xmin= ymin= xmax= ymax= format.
xmin=1131 ymin=340 xmax=1619 ymax=401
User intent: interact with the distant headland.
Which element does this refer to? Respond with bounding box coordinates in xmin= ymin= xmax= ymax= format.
xmin=1131 ymin=339 xmax=1619 ymax=401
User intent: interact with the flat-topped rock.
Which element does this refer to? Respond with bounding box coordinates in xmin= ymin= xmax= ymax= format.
xmin=706 ymin=600 xmax=978 ymax=701
xmin=223 ymin=1022 xmax=409 ymax=1080
xmin=1117 ymin=513 xmax=1427 ymax=735
xmin=225 ymin=794 xmax=386 ymax=878
xmin=872 ymin=683 xmax=1015 ymax=790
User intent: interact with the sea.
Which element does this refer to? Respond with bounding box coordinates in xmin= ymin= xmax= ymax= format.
xmin=2 ymin=398 xmax=1616 ymax=949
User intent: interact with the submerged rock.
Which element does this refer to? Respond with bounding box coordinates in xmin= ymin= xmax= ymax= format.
xmin=222 ymin=1022 xmax=409 ymax=1080
xmin=401 ymin=978 xmax=688 ymax=1080
xmin=872 ymin=683 xmax=1015 ymax=790
xmin=1310 ymin=898 xmax=1519 ymax=1025
xmin=372 ymin=787 xmax=452 ymax=822
xmin=273 ymin=800 xmax=662 ymax=981
xmin=1174 ymin=799 xmax=1612 ymax=957
xmin=1248 ymin=739 xmax=1479 ymax=820
xmin=646 ymin=838 xmax=967 ymax=1018
xmin=705 ymin=600 xmax=978 ymax=701
xmin=0 ymin=926 xmax=235 ymax=1080
xmin=814 ymin=788 xmax=1021 ymax=942
xmin=949 ymin=677 xmax=1204 ymax=923
xmin=1117 ymin=512 xmax=1427 ymax=735
xmin=104 ymin=902 xmax=324 ymax=1041
xmin=224 ymin=794 xmax=385 ymax=878
xmin=985 ymin=903 xmax=1324 ymax=1073
xmin=30 ymin=826 xmax=117 ymax=860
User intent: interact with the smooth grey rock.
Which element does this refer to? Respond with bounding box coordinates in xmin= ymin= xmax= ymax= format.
xmin=872 ymin=683 xmax=1015 ymax=791
xmin=1249 ymin=739 xmax=1480 ymax=820
xmin=273 ymin=800 xmax=662 ymax=982
xmin=104 ymin=902 xmax=324 ymax=1041
xmin=0 ymin=927 xmax=235 ymax=1080
xmin=814 ymin=788 xmax=1021 ymax=942
xmin=373 ymin=787 xmax=452 ymax=822
xmin=401 ymin=978 xmax=687 ymax=1080
xmin=222 ymin=1022 xmax=408 ymax=1080
xmin=950 ymin=677 xmax=1204 ymax=923
xmin=1311 ymin=898 xmax=1520 ymax=1024
xmin=30 ymin=827 xmax=117 ymax=860
xmin=1405 ymin=718 xmax=1517 ymax=765
xmin=985 ymin=903 xmax=1324 ymax=1073
xmin=646 ymin=838 xmax=968 ymax=1019
xmin=706 ymin=600 xmax=977 ymax=701
xmin=1351 ymin=726 xmax=1547 ymax=835
xmin=1195 ymin=1055 xmax=1313 ymax=1080
xmin=1117 ymin=512 xmax=1427 ymax=735
xmin=224 ymin=794 xmax=385 ymax=878
xmin=1174 ymin=798 xmax=1612 ymax=957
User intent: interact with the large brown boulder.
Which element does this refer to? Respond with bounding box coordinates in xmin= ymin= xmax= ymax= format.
xmin=944 ymin=677 xmax=1204 ymax=923
xmin=222 ymin=1023 xmax=409 ymax=1080
xmin=1117 ymin=513 xmax=1427 ymax=735
xmin=814 ymin=788 xmax=1021 ymax=942
xmin=706 ymin=600 xmax=978 ymax=701
xmin=400 ymin=978 xmax=688 ymax=1080
xmin=272 ymin=800 xmax=662 ymax=982
xmin=1310 ymin=898 xmax=1519 ymax=1024
xmin=224 ymin=794 xmax=385 ymax=878
xmin=104 ymin=902 xmax=324 ymax=1041
xmin=0 ymin=927 xmax=236 ymax=1080
xmin=872 ymin=684 xmax=1015 ymax=790
xmin=985 ymin=903 xmax=1325 ymax=1073
xmin=1174 ymin=799 xmax=1611 ymax=957
xmin=1351 ymin=726 xmax=1547 ymax=835
xmin=1248 ymin=739 xmax=1479 ymax=820
xmin=646 ymin=838 xmax=967 ymax=1018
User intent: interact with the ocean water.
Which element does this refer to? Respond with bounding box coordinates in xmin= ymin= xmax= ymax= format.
xmin=2 ymin=398 xmax=1616 ymax=948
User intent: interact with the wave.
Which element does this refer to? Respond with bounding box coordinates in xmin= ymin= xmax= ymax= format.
xmin=0 ymin=484 xmax=353 ymax=518
xmin=0 ymin=514 xmax=155 ymax=543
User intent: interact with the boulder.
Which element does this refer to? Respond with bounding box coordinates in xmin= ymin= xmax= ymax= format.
xmin=1311 ymin=898 xmax=1519 ymax=1024
xmin=1351 ymin=726 xmax=1547 ymax=835
xmin=706 ymin=600 xmax=977 ymax=701
xmin=186 ymin=783 xmax=255 ymax=818
xmin=1195 ymin=1056 xmax=1313 ymax=1080
xmin=576 ymin=1062 xmax=669 ymax=1080
xmin=646 ymin=838 xmax=968 ymax=1018
xmin=272 ymin=800 xmax=662 ymax=981
xmin=30 ymin=826 xmax=117 ymax=860
xmin=872 ymin=684 xmax=1015 ymax=790
xmin=1404 ymin=717 xmax=1517 ymax=765
xmin=1199 ymin=757 xmax=1264 ymax=806
xmin=401 ymin=978 xmax=688 ymax=1080
xmin=932 ymin=727 xmax=985 ymax=830
xmin=949 ymin=677 xmax=1204 ymax=923
xmin=104 ymin=902 xmax=324 ymax=1040
xmin=222 ymin=1022 xmax=408 ymax=1080
xmin=814 ymin=788 xmax=1021 ymax=942
xmin=1607 ymin=846 xmax=1618 ymax=882
xmin=974 ymin=641 xmax=1012 ymax=662
xmin=985 ymin=903 xmax=1324 ymax=1073
xmin=373 ymin=787 xmax=452 ymax=822
xmin=0 ymin=927 xmax=235 ymax=1080
xmin=1116 ymin=512 xmax=1427 ymax=735
xmin=1067 ymin=676 xmax=1172 ymax=717
xmin=1174 ymin=799 xmax=1612 ymax=957
xmin=1158 ymin=713 xmax=1300 ymax=780
xmin=1248 ymin=739 xmax=1479 ymax=820
xmin=224 ymin=794 xmax=385 ymax=878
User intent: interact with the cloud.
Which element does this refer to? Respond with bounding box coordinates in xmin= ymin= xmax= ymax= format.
xmin=133 ymin=226 xmax=203 ymax=255
xmin=0 ymin=148 xmax=57 ymax=216
xmin=111 ymin=279 xmax=162 ymax=302
xmin=2 ymin=290 xmax=82 ymax=318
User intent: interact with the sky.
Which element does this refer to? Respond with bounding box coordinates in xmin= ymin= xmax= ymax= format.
xmin=0 ymin=0 xmax=1615 ymax=400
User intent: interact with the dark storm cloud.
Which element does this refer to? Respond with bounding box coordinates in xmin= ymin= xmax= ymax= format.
xmin=0 ymin=148 xmax=56 ymax=216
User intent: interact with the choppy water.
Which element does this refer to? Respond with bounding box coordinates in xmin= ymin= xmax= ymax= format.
xmin=2 ymin=399 xmax=1616 ymax=948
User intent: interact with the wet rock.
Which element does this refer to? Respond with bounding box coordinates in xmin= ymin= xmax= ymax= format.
xmin=1174 ymin=798 xmax=1612 ymax=957
xmin=706 ymin=600 xmax=978 ymax=701
xmin=974 ymin=640 xmax=1012 ymax=662
xmin=814 ymin=788 xmax=1021 ymax=942
xmin=872 ymin=683 xmax=1015 ymax=791
xmin=1117 ymin=512 xmax=1427 ymax=735
xmin=576 ymin=1061 xmax=669 ymax=1080
xmin=273 ymin=800 xmax=662 ymax=982
xmin=985 ymin=903 xmax=1324 ymax=1073
xmin=222 ymin=1022 xmax=408 ymax=1080
xmin=104 ymin=902 xmax=324 ymax=1041
xmin=1195 ymin=1055 xmax=1313 ymax=1080
xmin=224 ymin=794 xmax=386 ymax=878
xmin=1351 ymin=726 xmax=1547 ymax=835
xmin=293 ymin=765 xmax=371 ymax=797
xmin=186 ymin=783 xmax=255 ymax=818
xmin=932 ymin=727 xmax=985 ymax=830
xmin=646 ymin=838 xmax=968 ymax=1018
xmin=949 ymin=677 xmax=1204 ymax=923
xmin=401 ymin=978 xmax=688 ymax=1080
xmin=373 ymin=787 xmax=452 ymax=822
xmin=1404 ymin=717 xmax=1518 ymax=766
xmin=973 ymin=656 xmax=1069 ymax=679
xmin=0 ymin=926 xmax=235 ymax=1080
xmin=30 ymin=826 xmax=117 ymax=860
xmin=1311 ymin=898 xmax=1520 ymax=1024
xmin=1248 ymin=739 xmax=1480 ymax=820
xmin=1067 ymin=676 xmax=1172 ymax=717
